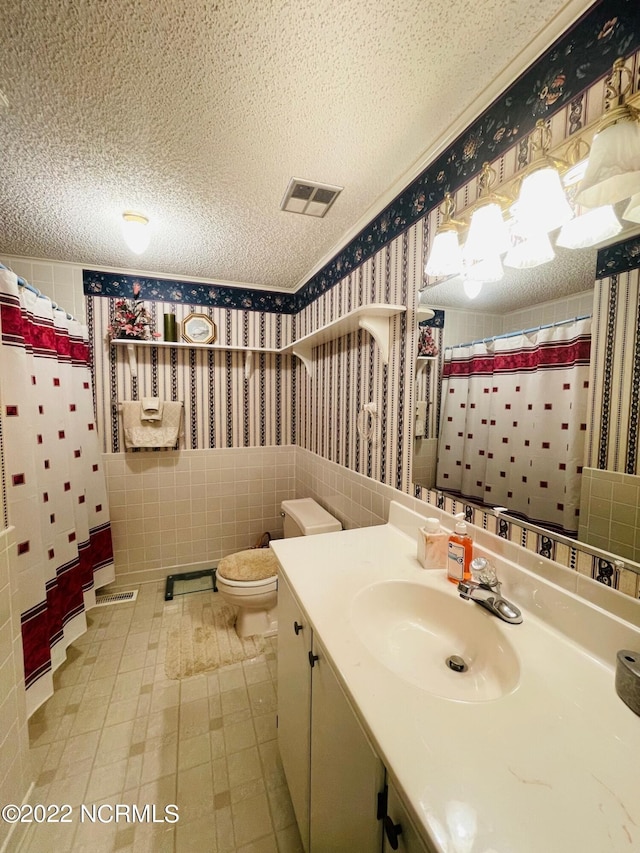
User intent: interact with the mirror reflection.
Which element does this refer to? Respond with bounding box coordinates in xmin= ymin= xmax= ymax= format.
xmin=413 ymin=233 xmax=640 ymax=568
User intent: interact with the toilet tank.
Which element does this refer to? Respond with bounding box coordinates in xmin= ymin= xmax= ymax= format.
xmin=281 ymin=498 xmax=342 ymax=538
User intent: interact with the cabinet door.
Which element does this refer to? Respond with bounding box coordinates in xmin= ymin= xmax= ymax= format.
xmin=277 ymin=574 xmax=312 ymax=852
xmin=383 ymin=783 xmax=433 ymax=853
xmin=309 ymin=636 xmax=384 ymax=853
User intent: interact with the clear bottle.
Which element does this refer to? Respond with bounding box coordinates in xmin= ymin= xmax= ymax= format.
xmin=417 ymin=517 xmax=448 ymax=569
xmin=447 ymin=520 xmax=473 ymax=585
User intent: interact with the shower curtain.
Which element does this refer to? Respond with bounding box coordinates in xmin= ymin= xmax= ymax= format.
xmin=0 ymin=266 xmax=114 ymax=716
xmin=436 ymin=317 xmax=591 ymax=535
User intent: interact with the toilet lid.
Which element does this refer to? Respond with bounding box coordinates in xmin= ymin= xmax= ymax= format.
xmin=217 ymin=548 xmax=279 ymax=582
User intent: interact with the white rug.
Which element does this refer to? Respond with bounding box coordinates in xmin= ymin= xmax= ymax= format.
xmin=164 ymin=593 xmax=265 ymax=679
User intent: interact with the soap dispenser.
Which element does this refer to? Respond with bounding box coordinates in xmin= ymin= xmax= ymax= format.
xmin=417 ymin=517 xmax=448 ymax=569
xmin=447 ymin=515 xmax=473 ymax=585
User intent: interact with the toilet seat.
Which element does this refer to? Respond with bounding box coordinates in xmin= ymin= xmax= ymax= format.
xmin=216 ymin=572 xmax=277 ymax=590
xmin=217 ymin=548 xmax=278 ymax=583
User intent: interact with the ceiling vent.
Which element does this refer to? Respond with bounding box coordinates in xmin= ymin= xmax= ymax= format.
xmin=280 ymin=178 xmax=343 ymax=217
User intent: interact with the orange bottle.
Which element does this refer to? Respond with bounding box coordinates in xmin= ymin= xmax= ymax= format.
xmin=447 ymin=520 xmax=473 ymax=585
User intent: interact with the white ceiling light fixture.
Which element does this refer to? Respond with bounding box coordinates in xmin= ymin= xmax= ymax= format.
xmin=425 ymin=192 xmax=464 ymax=278
xmin=463 ymin=163 xmax=510 ymax=264
xmin=556 ymin=205 xmax=622 ymax=249
xmin=513 ymin=120 xmax=573 ymax=234
xmin=121 ymin=211 xmax=150 ymax=255
xmin=575 ymin=58 xmax=640 ymax=208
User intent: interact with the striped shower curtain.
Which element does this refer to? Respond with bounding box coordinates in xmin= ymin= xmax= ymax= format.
xmin=436 ymin=317 xmax=591 ymax=535
xmin=0 ymin=267 xmax=114 ymax=716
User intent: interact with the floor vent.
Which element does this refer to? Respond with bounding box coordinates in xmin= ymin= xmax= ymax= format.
xmin=95 ymin=590 xmax=138 ymax=607
xmin=280 ymin=178 xmax=342 ymax=217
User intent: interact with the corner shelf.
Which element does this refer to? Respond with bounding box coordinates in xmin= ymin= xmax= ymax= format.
xmin=282 ymin=303 xmax=406 ymax=373
xmin=111 ymin=304 xmax=406 ymax=379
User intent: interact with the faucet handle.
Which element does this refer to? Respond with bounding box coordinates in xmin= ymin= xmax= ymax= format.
xmin=470 ymin=556 xmax=499 ymax=588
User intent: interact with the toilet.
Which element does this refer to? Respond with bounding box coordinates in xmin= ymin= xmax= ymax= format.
xmin=216 ymin=498 xmax=342 ymax=638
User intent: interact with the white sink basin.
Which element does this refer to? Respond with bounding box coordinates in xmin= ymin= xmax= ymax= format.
xmin=350 ymin=580 xmax=520 ymax=702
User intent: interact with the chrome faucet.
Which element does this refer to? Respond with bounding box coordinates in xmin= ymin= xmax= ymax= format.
xmin=458 ymin=557 xmax=522 ymax=624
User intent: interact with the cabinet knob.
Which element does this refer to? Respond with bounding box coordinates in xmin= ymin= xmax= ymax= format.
xmin=294 ymin=621 xmax=303 ymax=635
xmin=308 ymin=651 xmax=319 ymax=668
xmin=384 ymin=815 xmax=403 ymax=850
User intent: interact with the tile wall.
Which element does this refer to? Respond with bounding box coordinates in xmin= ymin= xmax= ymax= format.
xmin=0 ymin=526 xmax=33 ymax=853
xmin=104 ymin=447 xmax=296 ymax=587
xmin=579 ymin=468 xmax=640 ymax=564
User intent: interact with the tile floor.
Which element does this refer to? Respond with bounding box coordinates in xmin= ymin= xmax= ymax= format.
xmin=19 ymin=583 xmax=303 ymax=853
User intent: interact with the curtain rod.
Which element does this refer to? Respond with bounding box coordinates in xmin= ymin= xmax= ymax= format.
xmin=446 ymin=314 xmax=591 ymax=350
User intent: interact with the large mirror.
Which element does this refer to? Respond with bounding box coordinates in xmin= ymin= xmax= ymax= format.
xmin=412 ymin=226 xmax=640 ymax=571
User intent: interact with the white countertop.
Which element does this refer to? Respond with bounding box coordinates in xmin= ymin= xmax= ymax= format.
xmin=271 ymin=504 xmax=640 ymax=853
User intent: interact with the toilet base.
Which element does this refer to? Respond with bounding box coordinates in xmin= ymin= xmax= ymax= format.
xmin=235 ymin=606 xmax=278 ymax=639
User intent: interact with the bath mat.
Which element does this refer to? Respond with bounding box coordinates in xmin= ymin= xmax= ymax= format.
xmin=164 ymin=594 xmax=265 ymax=679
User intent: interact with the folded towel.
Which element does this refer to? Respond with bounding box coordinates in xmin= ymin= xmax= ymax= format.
xmin=141 ymin=397 xmax=163 ymax=421
xmin=121 ymin=400 xmax=183 ymax=449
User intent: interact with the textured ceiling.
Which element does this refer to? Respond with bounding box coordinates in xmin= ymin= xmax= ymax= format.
xmin=0 ymin=0 xmax=593 ymax=295
xmin=422 ymin=245 xmax=599 ymax=313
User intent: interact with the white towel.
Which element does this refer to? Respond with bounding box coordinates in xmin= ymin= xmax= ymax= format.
xmin=141 ymin=397 xmax=163 ymax=422
xmin=121 ymin=401 xmax=183 ymax=449
xmin=415 ymin=401 xmax=427 ymax=437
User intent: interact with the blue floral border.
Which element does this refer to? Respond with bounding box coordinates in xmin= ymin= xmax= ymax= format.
xmin=85 ymin=0 xmax=640 ymax=314
xmin=596 ymin=233 xmax=640 ymax=278
xmin=83 ymin=270 xmax=298 ymax=314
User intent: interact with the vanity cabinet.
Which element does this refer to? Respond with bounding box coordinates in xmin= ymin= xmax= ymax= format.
xmin=277 ymin=573 xmax=312 ymax=850
xmin=382 ymin=783 xmax=433 ymax=853
xmin=277 ymin=573 xmax=385 ymax=852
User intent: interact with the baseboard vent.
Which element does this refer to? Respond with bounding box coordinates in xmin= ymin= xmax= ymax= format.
xmin=95 ymin=590 xmax=138 ymax=607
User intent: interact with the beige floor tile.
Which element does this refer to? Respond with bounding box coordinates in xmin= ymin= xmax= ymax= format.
xmin=175 ymin=813 xmax=217 ymax=853
xmin=224 ymin=716 xmax=257 ymax=754
xmin=177 ymin=761 xmax=214 ymax=824
xmin=228 ymin=745 xmax=262 ymax=789
xmin=231 ymin=791 xmax=274 ymax=847
xmin=214 ymin=804 xmax=236 ymax=853
xmin=84 ymin=758 xmax=128 ymax=801
xmin=25 ymin=587 xmax=300 ymax=853
xmin=218 ymin=663 xmax=246 ymax=692
xmin=221 ymin=686 xmax=250 ymax=716
xmin=253 ymin=712 xmax=277 ymax=745
xmin=149 ymin=682 xmax=181 ymax=713
xmin=140 ymin=741 xmax=178 ymax=784
xmin=237 ymin=833 xmax=279 ymax=853
xmin=178 ymin=732 xmax=212 ymax=771
xmin=104 ymin=697 xmax=139 ymax=727
xmin=179 ymin=674 xmax=209 ymax=703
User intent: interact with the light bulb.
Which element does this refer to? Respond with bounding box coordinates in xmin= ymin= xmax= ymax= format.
xmin=463 ymin=279 xmax=483 ymax=299
xmin=425 ymin=229 xmax=463 ymax=278
xmin=463 ymin=202 xmax=510 ymax=262
xmin=515 ymin=167 xmax=573 ymax=233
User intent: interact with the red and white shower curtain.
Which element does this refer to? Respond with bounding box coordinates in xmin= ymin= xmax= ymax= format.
xmin=436 ymin=317 xmax=591 ymax=535
xmin=0 ymin=267 xmax=114 ymax=716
